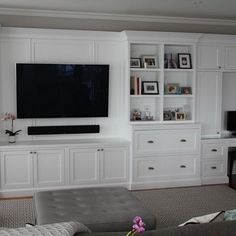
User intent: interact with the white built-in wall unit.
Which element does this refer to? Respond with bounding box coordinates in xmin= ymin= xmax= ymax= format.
xmin=1 ymin=28 xmax=236 ymax=196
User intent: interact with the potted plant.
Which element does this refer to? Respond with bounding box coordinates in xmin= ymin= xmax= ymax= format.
xmin=1 ymin=113 xmax=21 ymax=143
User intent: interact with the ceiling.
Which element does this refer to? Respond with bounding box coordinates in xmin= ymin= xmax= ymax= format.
xmin=0 ymin=0 xmax=236 ymax=34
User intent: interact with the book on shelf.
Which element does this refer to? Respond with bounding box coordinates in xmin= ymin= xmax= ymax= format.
xmin=130 ymin=76 xmax=142 ymax=95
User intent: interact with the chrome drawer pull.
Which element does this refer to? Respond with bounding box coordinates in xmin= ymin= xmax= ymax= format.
xmin=147 ymin=140 xmax=154 ymax=144
xmin=180 ymin=165 xmax=186 ymax=168
xmin=148 ymin=167 xmax=155 ymax=170
xmin=211 ymin=149 xmax=217 ymax=152
xmin=211 ymin=166 xmax=217 ymax=169
xmin=180 ymin=139 xmax=186 ymax=142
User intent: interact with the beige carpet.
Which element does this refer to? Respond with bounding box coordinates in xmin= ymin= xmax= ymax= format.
xmin=0 ymin=185 xmax=236 ymax=228
xmin=0 ymin=198 xmax=35 ymax=228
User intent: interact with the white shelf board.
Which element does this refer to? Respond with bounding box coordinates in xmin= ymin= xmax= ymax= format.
xmin=130 ymin=94 xmax=161 ymax=98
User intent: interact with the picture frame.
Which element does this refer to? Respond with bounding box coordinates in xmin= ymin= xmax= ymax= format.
xmin=166 ymin=83 xmax=179 ymax=94
xmin=175 ymin=112 xmax=186 ymax=120
xmin=142 ymin=81 xmax=159 ymax=94
xmin=181 ymin=87 xmax=192 ymax=95
xmin=163 ymin=111 xmax=172 ymax=121
xmin=178 ymin=53 xmax=192 ymax=69
xmin=142 ymin=55 xmax=158 ymax=68
xmin=130 ymin=58 xmax=141 ymax=68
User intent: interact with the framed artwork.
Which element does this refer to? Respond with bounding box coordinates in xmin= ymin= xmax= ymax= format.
xmin=166 ymin=83 xmax=179 ymax=94
xmin=130 ymin=58 xmax=141 ymax=68
xmin=178 ymin=53 xmax=192 ymax=69
xmin=142 ymin=81 xmax=159 ymax=94
xmin=175 ymin=112 xmax=186 ymax=120
xmin=181 ymin=87 xmax=192 ymax=94
xmin=142 ymin=55 xmax=158 ymax=68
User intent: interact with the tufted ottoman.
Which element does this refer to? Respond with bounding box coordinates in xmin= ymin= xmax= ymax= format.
xmin=34 ymin=187 xmax=156 ymax=232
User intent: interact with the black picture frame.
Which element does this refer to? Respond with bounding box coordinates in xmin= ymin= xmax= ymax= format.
xmin=142 ymin=81 xmax=159 ymax=94
xmin=130 ymin=58 xmax=141 ymax=68
xmin=178 ymin=53 xmax=192 ymax=69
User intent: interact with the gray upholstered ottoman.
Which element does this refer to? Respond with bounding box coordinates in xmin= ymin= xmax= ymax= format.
xmin=34 ymin=187 xmax=156 ymax=232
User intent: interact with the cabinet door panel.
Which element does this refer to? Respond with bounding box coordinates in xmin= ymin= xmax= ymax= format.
xmin=202 ymin=159 xmax=226 ymax=177
xmin=198 ymin=45 xmax=222 ymax=69
xmin=69 ymin=149 xmax=99 ymax=185
xmin=1 ymin=151 xmax=33 ymax=189
xmin=197 ymin=72 xmax=222 ymax=137
xmin=34 ymin=149 xmax=65 ymax=187
xmin=101 ymin=147 xmax=128 ymax=183
xmin=224 ymin=46 xmax=236 ymax=70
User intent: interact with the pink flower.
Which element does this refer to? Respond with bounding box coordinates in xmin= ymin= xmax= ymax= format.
xmin=126 ymin=216 xmax=145 ymax=236
xmin=132 ymin=216 xmax=145 ymax=233
xmin=1 ymin=113 xmax=16 ymax=121
xmin=1 ymin=113 xmax=21 ymax=136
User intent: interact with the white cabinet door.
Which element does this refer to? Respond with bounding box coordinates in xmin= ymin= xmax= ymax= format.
xmin=69 ymin=148 xmax=99 ymax=185
xmin=33 ymin=149 xmax=65 ymax=187
xmin=0 ymin=151 xmax=33 ymax=189
xmin=197 ymin=72 xmax=222 ymax=137
xmin=197 ymin=45 xmax=222 ymax=70
xmin=224 ymin=46 xmax=236 ymax=70
xmin=100 ymin=147 xmax=129 ymax=183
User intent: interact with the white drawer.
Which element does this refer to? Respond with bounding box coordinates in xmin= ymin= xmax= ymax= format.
xmin=202 ymin=159 xmax=226 ymax=177
xmin=134 ymin=129 xmax=200 ymax=156
xmin=134 ymin=156 xmax=199 ymax=180
xmin=202 ymin=143 xmax=224 ymax=157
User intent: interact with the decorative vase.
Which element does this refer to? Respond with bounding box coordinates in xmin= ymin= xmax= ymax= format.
xmin=9 ymin=135 xmax=16 ymax=143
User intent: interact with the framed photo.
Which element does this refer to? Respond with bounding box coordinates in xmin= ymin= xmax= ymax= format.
xmin=166 ymin=83 xmax=179 ymax=94
xmin=181 ymin=87 xmax=192 ymax=95
xmin=163 ymin=111 xmax=172 ymax=121
xmin=142 ymin=81 xmax=159 ymax=94
xmin=142 ymin=55 xmax=158 ymax=68
xmin=130 ymin=58 xmax=141 ymax=68
xmin=178 ymin=53 xmax=192 ymax=69
xmin=175 ymin=112 xmax=186 ymax=120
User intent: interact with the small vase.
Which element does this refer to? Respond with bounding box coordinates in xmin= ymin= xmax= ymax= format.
xmin=9 ymin=135 xmax=16 ymax=143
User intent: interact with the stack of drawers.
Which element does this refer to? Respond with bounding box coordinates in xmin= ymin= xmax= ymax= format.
xmin=201 ymin=140 xmax=228 ymax=184
xmin=131 ymin=124 xmax=201 ymax=190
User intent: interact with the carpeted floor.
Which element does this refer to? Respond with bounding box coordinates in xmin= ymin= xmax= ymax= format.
xmin=0 ymin=185 xmax=236 ymax=228
xmin=133 ymin=185 xmax=236 ymax=228
xmin=0 ymin=198 xmax=35 ymax=228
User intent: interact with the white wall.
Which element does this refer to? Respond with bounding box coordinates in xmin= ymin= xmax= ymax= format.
xmin=0 ymin=28 xmax=128 ymax=142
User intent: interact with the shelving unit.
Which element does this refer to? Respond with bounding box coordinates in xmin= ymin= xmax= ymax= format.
xmin=129 ymin=40 xmax=196 ymax=124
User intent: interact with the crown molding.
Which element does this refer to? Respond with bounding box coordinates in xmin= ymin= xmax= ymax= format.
xmin=0 ymin=7 xmax=236 ymax=26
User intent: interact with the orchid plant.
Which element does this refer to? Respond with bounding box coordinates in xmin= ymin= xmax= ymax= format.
xmin=1 ymin=113 xmax=21 ymax=136
xmin=126 ymin=216 xmax=145 ymax=236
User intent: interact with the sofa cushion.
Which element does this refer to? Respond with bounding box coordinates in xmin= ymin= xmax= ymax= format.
xmin=34 ymin=187 xmax=156 ymax=232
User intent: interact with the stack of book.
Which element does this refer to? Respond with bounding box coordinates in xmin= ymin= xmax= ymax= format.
xmin=130 ymin=76 xmax=142 ymax=95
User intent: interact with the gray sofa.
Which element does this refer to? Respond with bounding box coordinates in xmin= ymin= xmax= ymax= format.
xmin=34 ymin=186 xmax=236 ymax=236
xmin=79 ymin=220 xmax=236 ymax=236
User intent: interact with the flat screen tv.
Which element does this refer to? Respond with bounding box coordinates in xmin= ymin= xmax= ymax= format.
xmin=226 ymin=111 xmax=236 ymax=133
xmin=16 ymin=63 xmax=109 ymax=118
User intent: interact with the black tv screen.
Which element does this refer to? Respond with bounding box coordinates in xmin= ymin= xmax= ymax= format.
xmin=227 ymin=111 xmax=236 ymax=131
xmin=16 ymin=63 xmax=109 ymax=118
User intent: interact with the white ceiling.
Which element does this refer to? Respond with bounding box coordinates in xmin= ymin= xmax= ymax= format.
xmin=0 ymin=0 xmax=236 ymax=34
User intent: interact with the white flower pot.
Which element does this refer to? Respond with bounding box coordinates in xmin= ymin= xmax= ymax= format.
xmin=9 ymin=135 xmax=16 ymax=143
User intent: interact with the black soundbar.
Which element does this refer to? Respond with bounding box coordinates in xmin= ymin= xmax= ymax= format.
xmin=28 ymin=125 xmax=100 ymax=135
